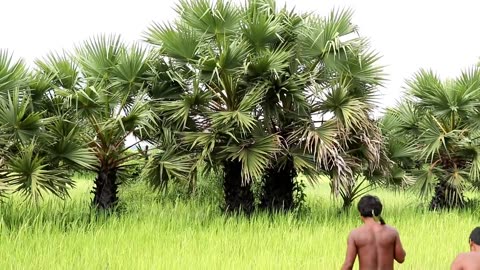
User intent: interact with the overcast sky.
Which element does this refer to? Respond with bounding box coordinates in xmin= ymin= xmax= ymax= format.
xmin=2 ymin=0 xmax=480 ymax=111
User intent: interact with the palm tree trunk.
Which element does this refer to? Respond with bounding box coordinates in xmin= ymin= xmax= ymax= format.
xmin=223 ymin=160 xmax=254 ymax=214
xmin=92 ymin=166 xmax=119 ymax=210
xmin=259 ymin=156 xmax=296 ymax=211
xmin=429 ymin=180 xmax=465 ymax=210
xmin=341 ymin=186 xmax=355 ymax=210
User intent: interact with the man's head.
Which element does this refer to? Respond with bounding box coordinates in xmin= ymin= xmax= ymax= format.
xmin=469 ymin=227 xmax=480 ymax=251
xmin=357 ymin=195 xmax=385 ymax=224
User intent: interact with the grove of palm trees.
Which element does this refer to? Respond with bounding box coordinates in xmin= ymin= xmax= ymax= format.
xmin=1 ymin=0 xmax=479 ymax=269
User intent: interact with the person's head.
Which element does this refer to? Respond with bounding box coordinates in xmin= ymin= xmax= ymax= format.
xmin=357 ymin=195 xmax=385 ymax=225
xmin=469 ymin=227 xmax=480 ymax=252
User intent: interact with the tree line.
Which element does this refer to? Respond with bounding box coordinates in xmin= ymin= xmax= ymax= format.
xmin=1 ymin=0 xmax=478 ymax=213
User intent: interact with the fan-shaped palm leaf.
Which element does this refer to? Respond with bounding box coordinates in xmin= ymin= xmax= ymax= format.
xmin=0 ymin=50 xmax=26 ymax=94
xmin=75 ymin=35 xmax=124 ymax=81
xmin=0 ymin=89 xmax=43 ymax=145
xmin=4 ymin=143 xmax=74 ymax=202
xmin=222 ymin=134 xmax=280 ymax=182
xmin=176 ymin=0 xmax=242 ymax=36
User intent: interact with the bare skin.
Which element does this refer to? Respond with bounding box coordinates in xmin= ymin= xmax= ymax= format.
xmin=451 ymin=242 xmax=480 ymax=270
xmin=341 ymin=218 xmax=406 ymax=270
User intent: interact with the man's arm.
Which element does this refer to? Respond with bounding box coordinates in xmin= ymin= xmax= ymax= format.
xmin=394 ymin=230 xmax=406 ymax=263
xmin=341 ymin=231 xmax=357 ymax=270
xmin=450 ymin=254 xmax=464 ymax=270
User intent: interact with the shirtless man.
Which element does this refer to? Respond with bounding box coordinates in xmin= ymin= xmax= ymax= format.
xmin=451 ymin=227 xmax=480 ymax=270
xmin=341 ymin=195 xmax=406 ymax=270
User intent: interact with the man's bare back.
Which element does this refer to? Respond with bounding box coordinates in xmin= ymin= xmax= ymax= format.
xmin=341 ymin=195 xmax=405 ymax=270
xmin=341 ymin=222 xmax=405 ymax=270
xmin=451 ymin=252 xmax=480 ymax=270
xmin=451 ymin=227 xmax=480 ymax=270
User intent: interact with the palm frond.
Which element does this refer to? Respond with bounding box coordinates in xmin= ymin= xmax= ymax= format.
xmin=182 ymin=131 xmax=224 ymax=164
xmin=142 ymin=147 xmax=194 ymax=191
xmin=59 ymin=85 xmax=103 ymax=119
xmin=159 ymin=83 xmax=212 ymax=129
xmin=417 ymin=115 xmax=448 ymax=162
xmin=75 ymin=34 xmax=124 ymax=81
xmin=299 ymin=8 xmax=357 ymax=60
xmin=289 ymin=151 xmax=322 ymax=183
xmin=111 ymin=43 xmax=150 ymax=92
xmin=4 ymin=143 xmax=74 ymax=202
xmin=34 ymin=52 xmax=80 ymax=90
xmin=175 ymin=0 xmax=242 ymax=36
xmin=222 ymin=134 xmax=280 ymax=182
xmin=119 ymin=93 xmax=156 ymax=136
xmin=0 ymin=50 xmax=27 ymax=94
xmin=319 ymin=84 xmax=370 ymax=130
xmin=324 ymin=48 xmax=385 ymax=89
xmin=145 ymin=56 xmax=185 ymax=100
xmin=300 ymin=120 xmax=339 ymax=167
xmin=468 ymin=144 xmax=480 ymax=186
xmin=387 ymin=137 xmax=418 ymax=160
xmin=45 ymin=117 xmax=96 ymax=170
xmin=145 ymin=22 xmax=201 ymax=62
xmin=248 ymin=47 xmax=291 ymax=76
xmin=242 ymin=8 xmax=281 ymax=49
xmin=0 ymin=89 xmax=43 ymax=145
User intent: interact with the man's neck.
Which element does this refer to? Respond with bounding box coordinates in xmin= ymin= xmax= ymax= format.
xmin=362 ymin=217 xmax=379 ymax=225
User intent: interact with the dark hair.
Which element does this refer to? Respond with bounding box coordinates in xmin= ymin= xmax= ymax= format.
xmin=357 ymin=195 xmax=386 ymax=225
xmin=470 ymin=227 xmax=480 ymax=245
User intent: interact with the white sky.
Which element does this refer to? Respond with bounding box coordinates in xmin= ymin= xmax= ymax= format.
xmin=2 ymin=0 xmax=480 ymax=112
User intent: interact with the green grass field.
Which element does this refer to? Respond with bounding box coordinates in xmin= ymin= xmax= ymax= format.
xmin=1 ymin=176 xmax=478 ymax=270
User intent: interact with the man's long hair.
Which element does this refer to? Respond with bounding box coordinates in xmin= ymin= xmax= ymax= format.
xmin=358 ymin=195 xmax=386 ymax=225
xmin=470 ymin=227 xmax=480 ymax=245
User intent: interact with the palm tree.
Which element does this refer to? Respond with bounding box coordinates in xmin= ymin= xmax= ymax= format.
xmin=32 ymin=36 xmax=156 ymax=209
xmin=256 ymin=6 xmax=390 ymax=210
xmin=143 ymin=0 xmax=389 ymax=213
xmin=383 ymin=68 xmax=480 ymax=209
xmin=144 ymin=0 xmax=287 ymax=213
xmin=0 ymin=50 xmax=95 ymax=202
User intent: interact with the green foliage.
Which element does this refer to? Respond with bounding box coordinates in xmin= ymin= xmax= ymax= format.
xmin=0 ymin=50 xmax=26 ymax=93
xmin=144 ymin=0 xmax=388 ymax=209
xmin=117 ymin=154 xmax=146 ymax=184
xmin=0 ymin=51 xmax=96 ymax=201
xmin=382 ymin=67 xmax=480 ymax=209
xmin=292 ymin=178 xmax=308 ymax=212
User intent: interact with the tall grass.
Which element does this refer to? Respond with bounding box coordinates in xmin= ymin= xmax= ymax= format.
xmin=0 ymin=176 xmax=478 ymax=269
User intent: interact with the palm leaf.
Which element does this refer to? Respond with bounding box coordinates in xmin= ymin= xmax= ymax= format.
xmin=175 ymin=0 xmax=242 ymax=36
xmin=34 ymin=52 xmax=80 ymax=90
xmin=0 ymin=50 xmax=26 ymax=94
xmin=45 ymin=117 xmax=96 ymax=170
xmin=0 ymin=89 xmax=43 ymax=145
xmin=145 ymin=22 xmax=201 ymax=62
xmin=299 ymin=8 xmax=357 ymax=60
xmin=300 ymin=120 xmax=339 ymax=166
xmin=4 ymin=143 xmax=74 ymax=202
xmin=319 ymin=84 xmax=370 ymax=130
xmin=248 ymin=47 xmax=291 ymax=76
xmin=142 ymin=148 xmax=195 ymax=191
xmin=222 ymin=134 xmax=280 ymax=182
xmin=75 ymin=34 xmax=124 ymax=80
xmin=242 ymin=9 xmax=281 ymax=49
xmin=111 ymin=43 xmax=150 ymax=92
xmin=417 ymin=115 xmax=448 ymax=162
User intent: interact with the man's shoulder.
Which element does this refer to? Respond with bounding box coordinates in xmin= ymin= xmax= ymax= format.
xmin=347 ymin=227 xmax=363 ymax=239
xmin=456 ymin=251 xmax=480 ymax=260
xmin=452 ymin=252 xmax=476 ymax=263
xmin=452 ymin=252 xmax=470 ymax=265
xmin=383 ymin=225 xmax=400 ymax=234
